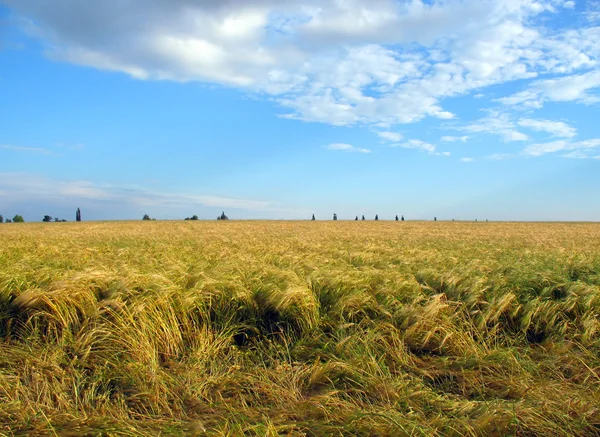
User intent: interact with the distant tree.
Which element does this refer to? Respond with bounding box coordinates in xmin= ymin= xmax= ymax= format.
xmin=76 ymin=208 xmax=82 ymax=222
xmin=143 ymin=214 xmax=151 ymax=221
xmin=0 ymin=215 xmax=3 ymax=223
xmin=401 ymin=215 xmax=404 ymax=221
xmin=13 ymin=215 xmax=24 ymax=223
xmin=395 ymin=215 xmax=399 ymax=221
xmin=6 ymin=219 xmax=11 ymax=223
xmin=185 ymin=217 xmax=190 ymax=220
xmin=355 ymin=216 xmax=358 ymax=221
xmin=55 ymin=217 xmax=61 ymax=222
xmin=42 ymin=215 xmax=52 ymax=222
xmin=375 ymin=214 xmax=379 ymax=221
xmin=217 ymin=211 xmax=229 ymax=220
xmin=434 ymin=217 xmax=437 ymax=221
xmin=191 ymin=215 xmax=199 ymax=221
xmin=333 ymin=213 xmax=337 ymax=221
xmin=311 ymin=214 xmax=316 ymax=221
xmin=362 ymin=215 xmax=365 ymax=221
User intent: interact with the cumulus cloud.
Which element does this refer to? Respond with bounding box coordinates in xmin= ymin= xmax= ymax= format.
xmin=459 ymin=112 xmax=529 ymax=142
xmin=441 ymin=136 xmax=469 ymax=142
xmin=454 ymin=112 xmax=580 ymax=144
xmin=522 ymin=139 xmax=600 ymax=157
xmin=485 ymin=153 xmax=516 ymax=160
xmin=326 ymin=143 xmax=372 ymax=153
xmin=377 ymin=131 xmax=403 ymax=142
xmin=517 ymin=118 xmax=577 ymax=138
xmin=499 ymin=70 xmax=600 ymax=107
xmin=586 ymin=2 xmax=600 ymax=22
xmin=4 ymin=0 xmax=599 ymax=127
xmin=562 ymin=151 xmax=600 ymax=159
xmin=394 ymin=139 xmax=437 ymax=154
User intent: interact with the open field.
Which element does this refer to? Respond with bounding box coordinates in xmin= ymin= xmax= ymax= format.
xmin=1 ymin=221 xmax=600 ymax=436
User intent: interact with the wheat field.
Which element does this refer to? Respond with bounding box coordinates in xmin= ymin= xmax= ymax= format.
xmin=1 ymin=221 xmax=599 ymax=436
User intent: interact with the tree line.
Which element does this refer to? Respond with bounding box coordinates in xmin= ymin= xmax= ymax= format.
xmin=0 ymin=209 xmax=485 ymax=223
xmin=315 ymin=214 xmax=405 ymax=221
xmin=0 ymin=208 xmax=83 ymax=224
xmin=0 ymin=214 xmax=24 ymax=223
xmin=0 ymin=209 xmax=229 ymax=222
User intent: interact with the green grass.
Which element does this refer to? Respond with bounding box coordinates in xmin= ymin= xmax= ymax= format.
xmin=1 ymin=221 xmax=599 ymax=436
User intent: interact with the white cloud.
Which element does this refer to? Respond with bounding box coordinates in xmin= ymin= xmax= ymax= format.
xmin=586 ymin=2 xmax=600 ymax=22
xmin=326 ymin=143 xmax=372 ymax=153
xmin=394 ymin=139 xmax=437 ymax=154
xmin=561 ymin=151 xmax=600 ymax=159
xmin=5 ymin=0 xmax=599 ymax=128
xmin=517 ymin=118 xmax=577 ymax=138
xmin=441 ymin=135 xmax=469 ymax=142
xmin=455 ymin=113 xmax=579 ymax=146
xmin=461 ymin=157 xmax=475 ymax=162
xmin=522 ymin=138 xmax=600 ymax=157
xmin=377 ymin=131 xmax=403 ymax=142
xmin=460 ymin=112 xmax=529 ymax=142
xmin=485 ymin=153 xmax=516 ymax=160
xmin=0 ymin=144 xmax=54 ymax=155
xmin=0 ymin=172 xmax=279 ymax=211
xmin=58 ymin=181 xmax=113 ymax=200
xmin=505 ymin=131 xmax=530 ymax=141
xmin=522 ymin=140 xmax=568 ymax=156
xmin=499 ymin=71 xmax=600 ymax=107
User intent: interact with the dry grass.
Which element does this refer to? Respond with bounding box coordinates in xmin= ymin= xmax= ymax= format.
xmin=1 ymin=220 xmax=599 ymax=436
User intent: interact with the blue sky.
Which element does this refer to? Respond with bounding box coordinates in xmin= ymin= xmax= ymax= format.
xmin=1 ymin=0 xmax=599 ymax=221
